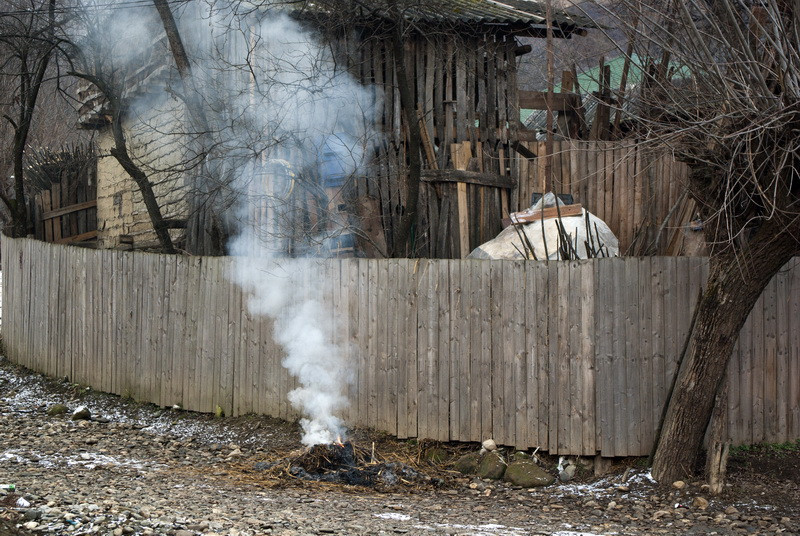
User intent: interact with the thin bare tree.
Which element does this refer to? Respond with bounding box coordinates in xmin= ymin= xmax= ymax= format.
xmin=0 ymin=0 xmax=63 ymax=236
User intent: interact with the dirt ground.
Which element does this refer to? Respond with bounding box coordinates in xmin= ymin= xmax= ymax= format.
xmin=1 ymin=356 xmax=798 ymax=536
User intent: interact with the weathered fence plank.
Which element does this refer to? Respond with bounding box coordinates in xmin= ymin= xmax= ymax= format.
xmin=2 ymin=237 xmax=799 ymax=456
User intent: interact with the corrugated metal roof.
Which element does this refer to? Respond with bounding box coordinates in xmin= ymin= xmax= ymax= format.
xmin=298 ymin=0 xmax=595 ymax=31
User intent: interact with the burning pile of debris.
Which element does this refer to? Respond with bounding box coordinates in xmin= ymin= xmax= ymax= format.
xmin=254 ymin=441 xmax=441 ymax=490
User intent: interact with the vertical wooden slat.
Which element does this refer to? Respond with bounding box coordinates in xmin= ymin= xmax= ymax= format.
xmin=579 ymin=259 xmax=596 ymax=455
xmin=611 ymin=257 xmax=627 ymax=456
xmin=594 ymin=258 xmax=612 ymax=456
xmin=436 ymin=260 xmax=451 ymax=441
xmin=478 ymin=261 xmax=493 ymax=441
xmin=547 ymin=261 xmax=559 ymax=452
xmin=523 ymin=263 xmax=539 ymax=449
xmin=490 ymin=261 xmax=505 ymax=444
xmin=567 ymin=260 xmax=581 ymax=454
xmin=556 ymin=260 xmax=570 ymax=452
xmin=638 ymin=257 xmax=654 ymax=451
xmin=509 ymin=261 xmax=527 ymax=450
xmin=751 ymin=278 xmax=766 ymax=444
xmin=379 ymin=260 xmax=394 ymax=434
xmin=789 ymin=258 xmax=800 ymax=439
xmin=447 ymin=261 xmax=463 ymax=440
xmin=763 ymin=274 xmax=778 ymax=441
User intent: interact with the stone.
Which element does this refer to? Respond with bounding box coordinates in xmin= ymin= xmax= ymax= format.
xmin=23 ymin=509 xmax=42 ymax=520
xmin=476 ymin=452 xmax=506 ymax=480
xmin=174 ymin=531 xmax=194 ymax=536
xmin=511 ymin=451 xmax=530 ymax=462
xmin=672 ymin=480 xmax=686 ymax=490
xmin=23 ymin=522 xmax=39 ymax=530
xmin=481 ymin=439 xmax=497 ymax=451
xmin=558 ymin=462 xmax=577 ymax=482
xmin=454 ymin=452 xmax=481 ymax=475
xmin=502 ymin=460 xmax=554 ymax=487
xmin=692 ymin=496 xmax=709 ymax=510
xmin=47 ymin=404 xmax=68 ymax=416
xmin=423 ymin=447 xmax=448 ymax=464
xmin=71 ymin=406 xmax=91 ymax=420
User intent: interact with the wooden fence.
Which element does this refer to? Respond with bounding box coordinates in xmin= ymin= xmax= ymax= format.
xmin=2 ymin=236 xmax=798 ymax=456
xmin=30 ymin=156 xmax=98 ymax=245
xmin=515 ymin=140 xmax=695 ymax=256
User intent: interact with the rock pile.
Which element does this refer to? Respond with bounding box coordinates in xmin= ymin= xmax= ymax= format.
xmin=454 ymin=440 xmax=556 ymax=487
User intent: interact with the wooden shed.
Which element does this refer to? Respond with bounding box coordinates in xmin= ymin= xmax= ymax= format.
xmin=295 ymin=0 xmax=591 ymax=258
xmin=76 ymin=0 xmax=591 ymax=257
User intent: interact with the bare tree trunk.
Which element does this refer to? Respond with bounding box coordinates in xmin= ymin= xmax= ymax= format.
xmin=706 ymin=382 xmax=730 ymax=495
xmin=1 ymin=0 xmax=57 ymax=238
xmin=651 ymin=227 xmax=797 ymax=482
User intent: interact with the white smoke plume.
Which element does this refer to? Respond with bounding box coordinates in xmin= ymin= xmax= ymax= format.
xmin=219 ymin=11 xmax=374 ymax=446
xmin=74 ymin=1 xmax=375 ymax=446
xmin=232 ymin=258 xmax=353 ymax=446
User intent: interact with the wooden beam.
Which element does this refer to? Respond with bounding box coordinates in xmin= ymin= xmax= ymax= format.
xmin=515 ymin=129 xmax=539 ymax=142
xmin=421 ymin=169 xmax=516 ymax=189
xmin=511 ymin=140 xmax=538 ymax=159
xmin=502 ymin=203 xmax=583 ymax=227
xmin=55 ymin=230 xmax=98 ymax=244
xmin=519 ymin=90 xmax=581 ymax=111
xmin=42 ymin=199 xmax=97 ymax=221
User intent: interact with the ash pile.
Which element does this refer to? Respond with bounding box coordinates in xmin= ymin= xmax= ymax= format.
xmin=256 ymin=442 xmax=437 ymax=489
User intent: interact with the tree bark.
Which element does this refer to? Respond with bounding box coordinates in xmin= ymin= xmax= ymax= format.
xmin=706 ymin=382 xmax=729 ymax=495
xmin=651 ymin=226 xmax=798 ymax=482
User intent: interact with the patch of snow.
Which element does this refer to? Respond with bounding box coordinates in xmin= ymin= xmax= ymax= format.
xmin=551 ymin=532 xmax=606 ymax=536
xmin=1 ymin=450 xmax=32 ymax=464
xmin=2 ymin=448 xmax=161 ymax=472
xmin=64 ymin=451 xmax=160 ymax=471
xmin=374 ymin=512 xmax=412 ymax=521
xmin=0 ymin=363 xmax=269 ymax=447
xmin=550 ymin=469 xmax=656 ymax=502
xmin=414 ymin=522 xmax=529 ymax=536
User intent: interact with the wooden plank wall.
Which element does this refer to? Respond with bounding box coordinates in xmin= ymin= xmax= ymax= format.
xmin=3 ymin=237 xmax=799 ymax=456
xmin=346 ymin=32 xmax=518 ymax=258
xmin=515 ymin=140 xmax=695 ymax=256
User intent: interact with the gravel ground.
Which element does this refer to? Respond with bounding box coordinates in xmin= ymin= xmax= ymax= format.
xmin=0 ymin=355 xmax=798 ymax=536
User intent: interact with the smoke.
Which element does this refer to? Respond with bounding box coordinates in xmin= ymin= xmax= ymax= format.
xmin=74 ymin=1 xmax=375 ymax=445
xmin=233 ymin=258 xmax=353 ymax=446
xmin=216 ymin=11 xmax=374 ymax=446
